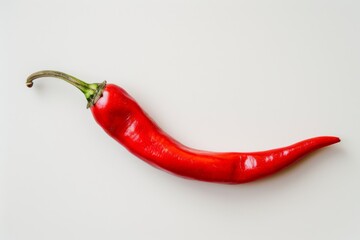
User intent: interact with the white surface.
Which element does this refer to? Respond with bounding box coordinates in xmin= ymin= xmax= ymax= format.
xmin=1 ymin=1 xmax=359 ymax=239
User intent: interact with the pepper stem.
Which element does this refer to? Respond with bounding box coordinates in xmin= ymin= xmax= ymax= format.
xmin=26 ymin=70 xmax=106 ymax=108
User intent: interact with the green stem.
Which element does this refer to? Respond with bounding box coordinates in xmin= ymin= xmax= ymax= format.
xmin=26 ymin=70 xmax=106 ymax=108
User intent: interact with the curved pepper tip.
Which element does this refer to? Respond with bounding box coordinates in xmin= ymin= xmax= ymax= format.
xmin=319 ymin=136 xmax=341 ymax=147
xmin=331 ymin=136 xmax=341 ymax=144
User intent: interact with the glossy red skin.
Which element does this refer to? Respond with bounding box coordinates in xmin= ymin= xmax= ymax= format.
xmin=91 ymin=84 xmax=340 ymax=184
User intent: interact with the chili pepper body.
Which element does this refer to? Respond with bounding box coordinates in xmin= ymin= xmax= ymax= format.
xmin=91 ymin=84 xmax=339 ymax=183
xmin=27 ymin=71 xmax=340 ymax=184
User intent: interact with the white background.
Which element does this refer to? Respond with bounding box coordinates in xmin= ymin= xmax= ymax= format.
xmin=1 ymin=1 xmax=359 ymax=239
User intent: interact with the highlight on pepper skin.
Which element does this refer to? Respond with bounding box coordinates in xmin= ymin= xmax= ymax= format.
xmin=26 ymin=70 xmax=340 ymax=184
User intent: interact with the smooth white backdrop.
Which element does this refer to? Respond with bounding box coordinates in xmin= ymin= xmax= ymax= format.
xmin=1 ymin=1 xmax=359 ymax=239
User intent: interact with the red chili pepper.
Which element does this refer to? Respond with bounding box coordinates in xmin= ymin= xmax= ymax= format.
xmin=26 ymin=70 xmax=340 ymax=184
